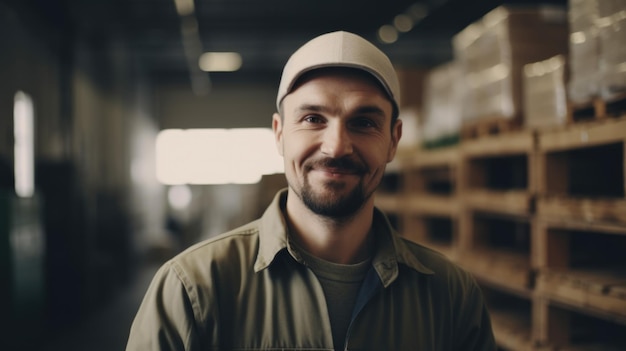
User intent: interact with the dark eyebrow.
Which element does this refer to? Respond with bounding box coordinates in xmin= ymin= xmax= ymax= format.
xmin=295 ymin=104 xmax=328 ymax=114
xmin=353 ymin=106 xmax=386 ymax=118
xmin=295 ymin=104 xmax=387 ymax=118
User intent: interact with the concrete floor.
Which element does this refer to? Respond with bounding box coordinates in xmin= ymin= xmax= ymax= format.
xmin=42 ymin=263 xmax=159 ymax=351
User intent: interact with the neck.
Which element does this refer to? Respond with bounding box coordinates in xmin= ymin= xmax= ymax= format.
xmin=285 ymin=189 xmax=375 ymax=264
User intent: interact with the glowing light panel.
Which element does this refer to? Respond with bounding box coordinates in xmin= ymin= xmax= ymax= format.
xmin=198 ymin=52 xmax=242 ymax=72
xmin=14 ymin=91 xmax=35 ymax=198
xmin=156 ymin=128 xmax=284 ymax=185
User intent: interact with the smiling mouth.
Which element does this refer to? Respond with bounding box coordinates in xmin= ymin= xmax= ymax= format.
xmin=305 ymin=157 xmax=366 ymax=177
xmin=315 ymin=167 xmax=360 ymax=177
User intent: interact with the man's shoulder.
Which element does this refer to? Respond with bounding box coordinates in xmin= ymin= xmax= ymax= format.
xmin=172 ymin=219 xmax=262 ymax=267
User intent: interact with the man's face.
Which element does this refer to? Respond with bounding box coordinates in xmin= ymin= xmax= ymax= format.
xmin=273 ymin=69 xmax=402 ymax=218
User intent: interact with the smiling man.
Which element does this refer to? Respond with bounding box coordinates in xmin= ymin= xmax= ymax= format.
xmin=277 ymin=68 xmax=397 ymax=217
xmin=274 ymin=66 xmax=401 ymax=265
xmin=127 ymin=31 xmax=496 ymax=351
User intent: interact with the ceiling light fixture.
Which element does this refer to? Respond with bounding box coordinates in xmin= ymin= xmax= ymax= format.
xmin=407 ymin=3 xmax=429 ymax=21
xmin=173 ymin=0 xmax=195 ymax=17
xmin=394 ymin=14 xmax=414 ymax=32
xmin=198 ymin=52 xmax=243 ymax=72
xmin=378 ymin=25 xmax=398 ymax=44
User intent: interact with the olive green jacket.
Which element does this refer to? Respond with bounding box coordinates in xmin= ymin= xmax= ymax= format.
xmin=126 ymin=190 xmax=496 ymax=351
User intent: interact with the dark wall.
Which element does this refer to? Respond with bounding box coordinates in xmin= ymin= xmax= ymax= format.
xmin=0 ymin=2 xmax=162 ymax=348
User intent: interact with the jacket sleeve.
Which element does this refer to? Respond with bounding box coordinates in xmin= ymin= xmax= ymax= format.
xmin=126 ymin=262 xmax=204 ymax=351
xmin=453 ymin=275 xmax=497 ymax=351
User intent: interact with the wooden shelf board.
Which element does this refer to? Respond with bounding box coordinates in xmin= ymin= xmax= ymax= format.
xmin=538 ymin=116 xmax=626 ymax=152
xmin=536 ymin=269 xmax=626 ymax=323
xmin=462 ymin=130 xmax=535 ymax=157
xmin=405 ymin=194 xmax=460 ymax=217
xmin=537 ymin=196 xmax=626 ymax=226
xmin=459 ymin=249 xmax=532 ymax=292
xmin=374 ymin=193 xmax=403 ymax=213
xmin=464 ymin=189 xmax=534 ymax=215
xmin=407 ymin=146 xmax=460 ymax=168
xmin=536 ymin=217 xmax=626 ymax=236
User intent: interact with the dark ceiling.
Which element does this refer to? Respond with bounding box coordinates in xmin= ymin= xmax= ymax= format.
xmin=8 ymin=0 xmax=568 ymax=87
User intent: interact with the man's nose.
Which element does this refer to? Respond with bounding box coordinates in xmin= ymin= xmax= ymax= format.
xmin=320 ymin=123 xmax=353 ymax=157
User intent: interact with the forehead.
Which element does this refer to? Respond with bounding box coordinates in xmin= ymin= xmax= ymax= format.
xmin=283 ymin=67 xmax=393 ymax=114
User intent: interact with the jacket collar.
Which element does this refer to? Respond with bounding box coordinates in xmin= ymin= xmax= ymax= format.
xmin=254 ymin=189 xmax=434 ymax=284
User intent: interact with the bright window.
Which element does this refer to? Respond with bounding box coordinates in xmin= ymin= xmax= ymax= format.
xmin=156 ymin=128 xmax=284 ymax=185
xmin=14 ymin=91 xmax=35 ymax=197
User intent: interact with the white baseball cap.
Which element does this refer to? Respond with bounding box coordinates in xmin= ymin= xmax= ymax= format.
xmin=276 ymin=31 xmax=400 ymax=112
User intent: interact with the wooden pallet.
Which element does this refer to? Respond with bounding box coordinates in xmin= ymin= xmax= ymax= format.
xmin=536 ymin=269 xmax=626 ymax=320
xmin=407 ymin=146 xmax=460 ymax=169
xmin=536 ymin=197 xmax=626 ymax=225
xmin=568 ymin=92 xmax=626 ymax=124
xmin=536 ymin=116 xmax=626 ymax=225
xmin=533 ymin=296 xmax=626 ymax=350
xmin=405 ymin=194 xmax=461 ymax=217
xmin=459 ymin=130 xmax=538 ymax=218
xmin=532 ymin=218 xmax=626 ymax=325
xmin=402 ymin=210 xmax=458 ymax=261
xmin=464 ymin=189 xmax=535 ymax=216
xmin=461 ymin=115 xmax=522 ymax=140
xmin=459 ymin=249 xmax=533 ymax=291
xmin=374 ymin=192 xmax=404 ymax=214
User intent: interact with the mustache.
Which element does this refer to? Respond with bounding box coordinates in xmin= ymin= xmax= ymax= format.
xmin=306 ymin=156 xmax=367 ymax=174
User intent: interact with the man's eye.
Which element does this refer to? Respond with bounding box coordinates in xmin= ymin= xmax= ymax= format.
xmin=351 ymin=118 xmax=376 ymax=129
xmin=304 ymin=115 xmax=324 ymax=124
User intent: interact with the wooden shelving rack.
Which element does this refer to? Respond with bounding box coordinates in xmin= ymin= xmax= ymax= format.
xmin=377 ymin=114 xmax=626 ymax=350
xmin=457 ymin=128 xmax=537 ymax=348
xmin=532 ymin=116 xmax=626 ymax=350
xmin=400 ymin=146 xmax=460 ymax=260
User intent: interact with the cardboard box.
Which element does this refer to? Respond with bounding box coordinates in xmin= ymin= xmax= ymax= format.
xmin=421 ymin=61 xmax=463 ymax=144
xmin=453 ymin=5 xmax=569 ymax=122
xmin=523 ymin=55 xmax=568 ymax=128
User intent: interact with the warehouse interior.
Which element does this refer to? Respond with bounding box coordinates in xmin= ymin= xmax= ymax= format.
xmin=1 ymin=0 xmax=625 ymax=350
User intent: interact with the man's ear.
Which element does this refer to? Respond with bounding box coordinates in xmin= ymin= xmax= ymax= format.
xmin=272 ymin=112 xmax=284 ymax=156
xmin=387 ymin=119 xmax=403 ymax=162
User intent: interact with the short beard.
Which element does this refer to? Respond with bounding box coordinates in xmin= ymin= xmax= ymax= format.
xmin=299 ymin=178 xmax=369 ymax=219
xmin=287 ymin=155 xmax=377 ymax=219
